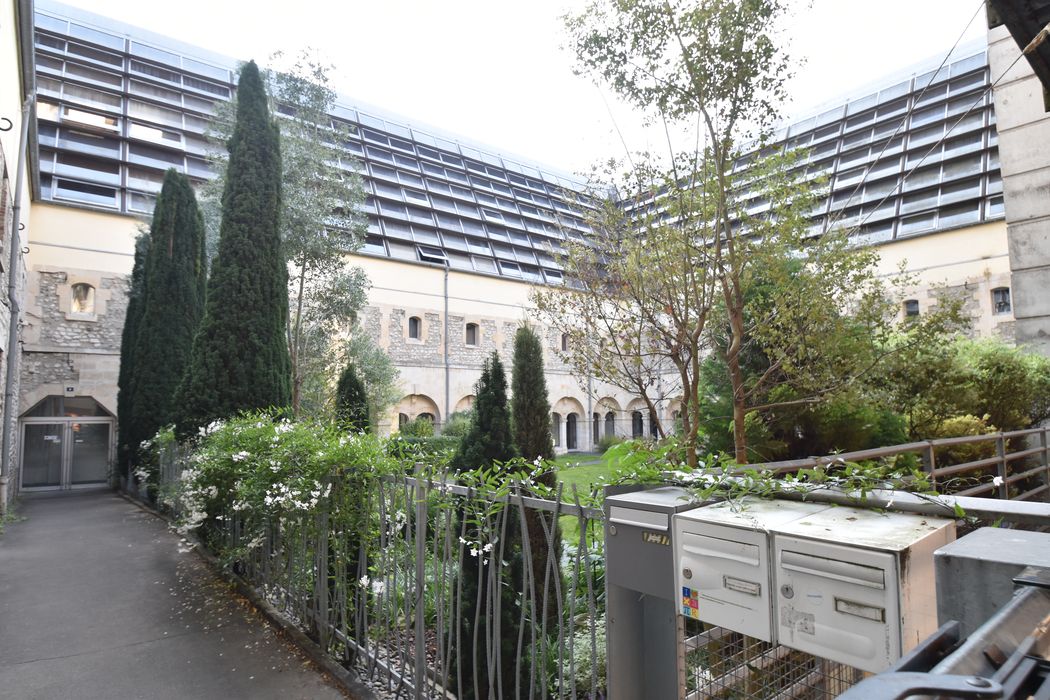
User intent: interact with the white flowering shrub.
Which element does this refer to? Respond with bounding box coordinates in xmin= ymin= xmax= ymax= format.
xmin=167 ymin=411 xmax=396 ymax=557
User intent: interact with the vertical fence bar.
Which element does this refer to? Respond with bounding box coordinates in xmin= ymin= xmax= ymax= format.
xmin=316 ymin=499 xmax=330 ymax=650
xmin=923 ymin=442 xmax=938 ymax=492
xmin=996 ymin=434 xmax=1009 ymax=500
xmin=1042 ymin=428 xmax=1050 ymax=502
xmin=414 ymin=463 xmax=426 ymax=700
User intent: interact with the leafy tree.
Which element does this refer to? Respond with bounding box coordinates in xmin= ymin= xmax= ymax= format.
xmin=175 ymin=60 xmax=289 ymax=435
xmin=117 ymin=231 xmax=150 ymax=477
xmin=564 ymin=0 xmax=968 ymax=462
xmin=334 ymin=362 xmax=368 ymax=432
xmin=126 ymin=170 xmax=207 ymax=466
xmin=533 ymin=159 xmax=718 ymax=468
xmin=957 ymin=339 xmax=1050 ymax=431
xmin=200 ymin=50 xmax=369 ymax=416
xmin=879 ymin=337 xmax=1050 ymax=438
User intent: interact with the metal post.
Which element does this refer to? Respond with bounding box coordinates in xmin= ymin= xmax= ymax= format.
xmin=1042 ymin=428 xmax=1049 ymax=502
xmin=316 ymin=503 xmax=330 ymax=649
xmin=923 ymin=442 xmax=938 ymax=492
xmin=414 ymin=462 xmax=426 ymax=700
xmin=997 ymin=434 xmax=1009 ymax=500
xmin=443 ymin=264 xmax=449 ymax=433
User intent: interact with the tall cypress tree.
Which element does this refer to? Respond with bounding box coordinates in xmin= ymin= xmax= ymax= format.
xmin=117 ymin=232 xmax=150 ymax=478
xmin=127 ymin=170 xmax=207 ymax=457
xmin=510 ymin=324 xmax=560 ymax=631
xmin=175 ymin=60 xmax=289 ymax=435
xmin=452 ymin=353 xmax=520 ymax=700
xmin=334 ymin=362 xmax=369 ymax=432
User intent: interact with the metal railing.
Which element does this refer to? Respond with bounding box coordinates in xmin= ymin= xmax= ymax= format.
xmin=752 ymin=427 xmax=1050 ymax=502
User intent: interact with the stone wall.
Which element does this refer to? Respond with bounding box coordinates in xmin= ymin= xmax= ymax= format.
xmin=20 ymin=266 xmax=128 ymax=416
xmin=989 ymin=23 xmax=1050 ymax=355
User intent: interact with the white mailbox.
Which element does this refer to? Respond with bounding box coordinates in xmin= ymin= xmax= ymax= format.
xmin=673 ymin=498 xmax=833 ymax=641
xmin=770 ymin=506 xmax=955 ymax=673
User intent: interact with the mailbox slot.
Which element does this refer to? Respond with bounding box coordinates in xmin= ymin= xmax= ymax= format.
xmin=673 ymin=498 xmax=833 ymax=643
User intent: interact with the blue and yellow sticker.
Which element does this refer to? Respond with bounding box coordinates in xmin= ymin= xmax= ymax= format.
xmin=681 ymin=587 xmax=700 ymax=619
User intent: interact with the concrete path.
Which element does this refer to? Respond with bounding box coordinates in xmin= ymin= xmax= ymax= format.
xmin=0 ymin=492 xmax=348 ymax=700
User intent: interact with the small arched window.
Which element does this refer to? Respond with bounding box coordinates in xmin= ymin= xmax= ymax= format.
xmin=465 ymin=322 xmax=479 ymax=346
xmin=418 ymin=412 xmax=435 ymax=424
xmin=71 ymin=283 xmax=95 ymax=314
xmin=605 ymin=411 xmax=615 ymax=437
xmin=551 ymin=412 xmax=562 ymax=447
xmin=398 ymin=413 xmax=409 ymax=429
xmin=408 ymin=316 xmax=422 ymax=340
xmin=631 ymin=411 xmax=643 ymax=438
xmin=560 ymin=333 xmax=569 ymax=352
xmin=903 ymin=299 xmax=919 ymax=318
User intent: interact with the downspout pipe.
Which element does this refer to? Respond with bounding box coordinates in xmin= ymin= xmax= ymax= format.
xmin=0 ymin=95 xmax=33 ymax=515
xmin=443 ymin=262 xmax=449 ymax=431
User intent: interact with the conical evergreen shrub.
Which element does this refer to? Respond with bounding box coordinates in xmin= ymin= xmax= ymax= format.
xmin=335 ymin=362 xmax=369 ymax=432
xmin=452 ymin=352 xmax=521 ymax=700
xmin=117 ymin=232 xmax=150 ymax=478
xmin=510 ymin=324 xmax=561 ymax=630
xmin=175 ymin=60 xmax=289 ymax=435
xmin=127 ymin=169 xmax=207 ymax=458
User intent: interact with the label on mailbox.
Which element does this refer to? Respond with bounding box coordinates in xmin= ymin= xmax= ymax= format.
xmin=682 ymin=587 xmax=701 ymax=619
xmin=643 ymin=531 xmax=670 ymax=546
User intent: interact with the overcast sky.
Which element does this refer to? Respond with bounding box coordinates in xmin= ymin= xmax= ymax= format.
xmin=58 ymin=0 xmax=988 ymax=176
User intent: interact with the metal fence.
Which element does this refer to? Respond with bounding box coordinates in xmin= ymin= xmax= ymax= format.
xmin=752 ymin=427 xmax=1050 ymax=501
xmin=157 ymin=454 xmax=607 ymax=699
xmin=151 ymin=426 xmax=1050 ymax=699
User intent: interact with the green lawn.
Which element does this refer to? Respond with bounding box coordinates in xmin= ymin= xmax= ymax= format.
xmin=554 ymin=452 xmax=617 ymax=546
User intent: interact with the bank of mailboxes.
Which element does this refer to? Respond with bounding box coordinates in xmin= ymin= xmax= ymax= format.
xmin=673 ymin=498 xmax=955 ymax=673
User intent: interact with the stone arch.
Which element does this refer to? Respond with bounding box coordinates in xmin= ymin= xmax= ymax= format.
xmin=395 ymin=393 xmax=441 ymax=427
xmin=552 ymin=396 xmax=585 ymax=452
xmin=552 ymin=396 xmax=586 ymax=416
xmin=595 ymin=396 xmax=622 ymax=439
xmin=453 ymin=395 xmax=476 ymax=414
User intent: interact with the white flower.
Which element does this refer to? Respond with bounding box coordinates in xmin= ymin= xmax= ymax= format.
xmin=482 ymin=543 xmax=494 ymax=553
xmin=470 ymin=547 xmax=480 ymax=557
xmin=231 ymin=451 xmax=250 ymax=462
xmin=992 ymin=475 xmax=1005 ymax=487
xmin=371 ymin=580 xmax=386 ymax=596
xmin=359 ymin=575 xmax=370 ymax=588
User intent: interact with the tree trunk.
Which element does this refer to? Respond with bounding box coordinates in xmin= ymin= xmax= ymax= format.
xmin=726 ymin=304 xmax=749 ymax=465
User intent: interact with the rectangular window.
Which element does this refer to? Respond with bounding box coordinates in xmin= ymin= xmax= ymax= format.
xmin=64 ymin=83 xmax=121 ymax=111
xmin=992 ymin=287 xmax=1011 ymax=315
xmin=183 ymin=75 xmax=230 ymax=98
xmin=53 ymin=178 xmax=117 ymax=207
xmin=55 ymin=153 xmax=119 ymax=185
xmin=63 ymin=106 xmax=119 ymax=131
xmin=129 ymin=122 xmax=183 ymax=146
xmin=128 ymin=100 xmax=183 ymax=128
xmin=130 ymin=59 xmax=180 ymax=84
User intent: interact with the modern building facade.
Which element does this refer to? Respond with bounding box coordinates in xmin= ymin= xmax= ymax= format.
xmin=0 ymin=0 xmax=1032 ymax=498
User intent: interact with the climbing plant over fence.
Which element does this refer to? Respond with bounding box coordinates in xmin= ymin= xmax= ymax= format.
xmin=158 ymin=413 xmax=609 ymax=699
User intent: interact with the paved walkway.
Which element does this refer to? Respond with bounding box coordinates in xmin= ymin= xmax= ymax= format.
xmin=0 ymin=492 xmax=348 ymax=700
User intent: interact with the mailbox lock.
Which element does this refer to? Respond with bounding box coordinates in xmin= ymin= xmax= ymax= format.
xmin=683 ymin=568 xmax=693 ymax=580
xmin=609 ymin=525 xmax=617 ymax=536
xmin=781 ymin=584 xmax=794 ymax=599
